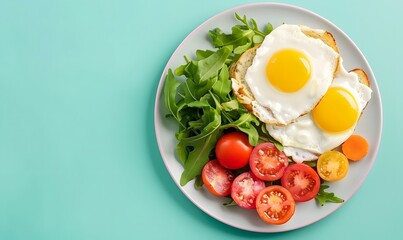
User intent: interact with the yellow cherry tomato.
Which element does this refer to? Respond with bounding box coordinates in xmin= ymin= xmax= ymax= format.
xmin=317 ymin=151 xmax=349 ymax=181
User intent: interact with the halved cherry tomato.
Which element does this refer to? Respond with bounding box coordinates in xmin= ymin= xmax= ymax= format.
xmin=231 ymin=172 xmax=265 ymax=209
xmin=281 ymin=163 xmax=321 ymax=202
xmin=202 ymin=160 xmax=235 ymax=197
xmin=317 ymin=151 xmax=349 ymax=182
xmin=215 ymin=131 xmax=253 ymax=170
xmin=249 ymin=142 xmax=289 ymax=181
xmin=256 ymin=185 xmax=295 ymax=225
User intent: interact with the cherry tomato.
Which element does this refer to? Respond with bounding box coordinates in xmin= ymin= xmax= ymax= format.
xmin=231 ymin=172 xmax=265 ymax=209
xmin=249 ymin=142 xmax=289 ymax=181
xmin=317 ymin=151 xmax=349 ymax=182
xmin=281 ymin=163 xmax=321 ymax=202
xmin=256 ymin=185 xmax=295 ymax=225
xmin=215 ymin=131 xmax=253 ymax=170
xmin=202 ymin=160 xmax=235 ymax=197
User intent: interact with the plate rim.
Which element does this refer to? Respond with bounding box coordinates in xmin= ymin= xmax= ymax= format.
xmin=154 ymin=2 xmax=383 ymax=232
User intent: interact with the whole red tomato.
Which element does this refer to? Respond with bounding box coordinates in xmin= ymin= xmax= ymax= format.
xmin=215 ymin=131 xmax=253 ymax=170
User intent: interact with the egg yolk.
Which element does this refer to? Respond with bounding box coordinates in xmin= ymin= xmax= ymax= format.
xmin=266 ymin=49 xmax=311 ymax=93
xmin=312 ymin=87 xmax=359 ymax=133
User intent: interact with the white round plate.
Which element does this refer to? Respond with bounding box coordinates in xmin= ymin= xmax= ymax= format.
xmin=154 ymin=2 xmax=382 ymax=232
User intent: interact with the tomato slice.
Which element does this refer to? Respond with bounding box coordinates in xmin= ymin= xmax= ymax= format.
xmin=202 ymin=160 xmax=235 ymax=197
xmin=249 ymin=142 xmax=289 ymax=181
xmin=215 ymin=131 xmax=253 ymax=170
xmin=256 ymin=185 xmax=295 ymax=225
xmin=231 ymin=172 xmax=265 ymax=209
xmin=317 ymin=151 xmax=349 ymax=182
xmin=281 ymin=163 xmax=321 ymax=202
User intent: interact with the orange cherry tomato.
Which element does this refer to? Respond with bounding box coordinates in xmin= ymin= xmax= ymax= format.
xmin=256 ymin=185 xmax=295 ymax=225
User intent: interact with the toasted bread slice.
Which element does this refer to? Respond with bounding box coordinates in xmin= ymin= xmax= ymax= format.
xmin=229 ymin=45 xmax=260 ymax=112
xmin=230 ymin=25 xmax=340 ymax=125
xmin=351 ymin=68 xmax=370 ymax=87
xmin=299 ymin=26 xmax=339 ymax=53
xmin=351 ymin=68 xmax=371 ymax=114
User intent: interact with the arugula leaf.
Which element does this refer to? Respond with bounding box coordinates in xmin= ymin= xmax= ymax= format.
xmin=212 ymin=64 xmax=231 ymax=101
xmin=237 ymin=123 xmax=260 ymax=146
xmin=223 ymin=198 xmax=238 ymax=207
xmin=315 ymin=185 xmax=344 ymax=206
xmin=195 ymin=46 xmax=232 ymax=83
xmin=163 ymin=69 xmax=183 ymax=127
xmin=196 ymin=49 xmax=215 ymax=60
xmin=221 ymin=99 xmax=239 ymax=112
xmin=209 ymin=27 xmax=253 ymax=49
xmin=208 ymin=13 xmax=271 ymax=57
xmin=258 ymin=124 xmax=284 ymax=151
xmin=179 ymin=78 xmax=197 ymax=102
xmin=195 ymin=76 xmax=218 ymax=99
xmin=304 ymin=160 xmax=317 ymax=168
xmin=234 ymin=38 xmax=253 ymax=55
xmin=180 ymin=129 xmax=222 ymax=186
xmin=265 ymin=22 xmax=273 ymax=35
xmin=176 ymin=143 xmax=188 ymax=165
xmin=179 ymin=107 xmax=222 ymax=186
xmin=220 ymin=113 xmax=260 ymax=146
xmin=252 ymin=35 xmax=264 ymax=45
xmin=234 ymin=13 xmax=267 ymax=38
xmin=187 ymin=94 xmax=212 ymax=108
xmin=194 ymin=175 xmax=204 ymax=190
xmin=174 ymin=64 xmax=186 ymax=76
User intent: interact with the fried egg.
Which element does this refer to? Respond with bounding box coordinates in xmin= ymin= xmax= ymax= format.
xmin=245 ymin=24 xmax=339 ymax=125
xmin=266 ymin=60 xmax=372 ymax=162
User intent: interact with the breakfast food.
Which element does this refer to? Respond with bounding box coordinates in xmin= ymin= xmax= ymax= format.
xmin=231 ymin=24 xmax=339 ymax=125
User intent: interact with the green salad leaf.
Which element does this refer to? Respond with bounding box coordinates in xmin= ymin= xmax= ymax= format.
xmin=212 ymin=64 xmax=231 ymax=100
xmin=315 ymin=184 xmax=344 ymax=206
xmin=223 ymin=198 xmax=238 ymax=207
xmin=221 ymin=112 xmax=260 ymax=146
xmin=304 ymin=160 xmax=318 ymax=168
xmin=178 ymin=106 xmax=221 ymax=186
xmin=208 ymin=13 xmax=272 ymax=57
xmin=163 ymin=13 xmax=275 ymax=186
xmin=163 ymin=69 xmax=182 ymax=126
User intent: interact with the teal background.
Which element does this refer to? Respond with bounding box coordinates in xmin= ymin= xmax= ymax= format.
xmin=0 ymin=0 xmax=400 ymax=239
